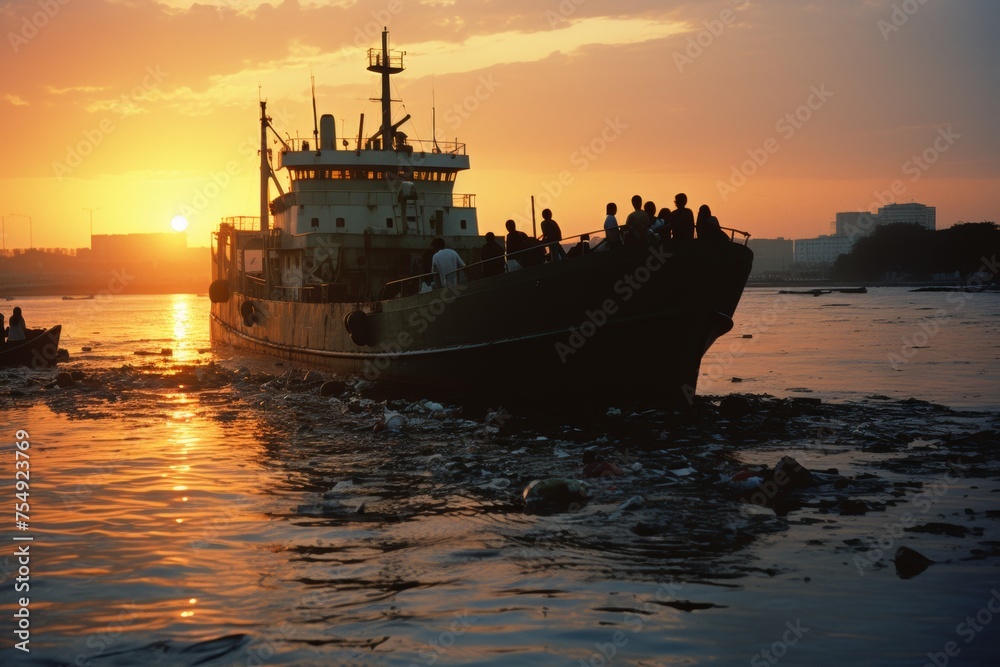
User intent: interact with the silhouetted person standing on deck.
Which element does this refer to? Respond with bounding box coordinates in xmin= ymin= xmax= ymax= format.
xmin=696 ymin=205 xmax=729 ymax=242
xmin=624 ymin=194 xmax=650 ymax=245
xmin=505 ymin=219 xmax=531 ymax=271
xmin=653 ymin=207 xmax=671 ymax=241
xmin=643 ymin=201 xmax=660 ymax=244
xmin=539 ymin=209 xmax=566 ymax=261
xmin=670 ymin=193 xmax=695 ymax=240
xmin=480 ymin=232 xmax=505 ymax=277
xmin=603 ymin=203 xmax=622 ymax=248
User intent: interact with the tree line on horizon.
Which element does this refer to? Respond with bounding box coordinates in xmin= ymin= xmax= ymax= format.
xmin=831 ymin=221 xmax=1000 ymax=282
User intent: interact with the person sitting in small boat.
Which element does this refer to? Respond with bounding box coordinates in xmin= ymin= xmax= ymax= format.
xmin=430 ymin=238 xmax=466 ymax=288
xmin=7 ymin=306 xmax=26 ymax=341
xmin=539 ymin=208 xmax=566 ymax=262
xmin=696 ymin=205 xmax=730 ymax=243
xmin=480 ymin=232 xmax=505 ymax=277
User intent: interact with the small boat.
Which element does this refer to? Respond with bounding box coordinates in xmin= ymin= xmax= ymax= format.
xmin=0 ymin=325 xmax=63 ymax=368
xmin=61 ymin=295 xmax=95 ymax=300
xmin=778 ymin=287 xmax=867 ymax=296
xmin=778 ymin=289 xmax=832 ymax=296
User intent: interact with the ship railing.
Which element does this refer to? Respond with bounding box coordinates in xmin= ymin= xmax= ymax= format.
xmin=723 ymin=227 xmax=751 ymax=245
xmin=222 ymin=216 xmax=262 ymax=232
xmin=367 ymin=47 xmax=404 ymax=70
xmin=243 ymin=274 xmax=268 ymax=299
xmin=283 ymin=136 xmax=466 ymax=155
xmin=378 ymin=224 xmax=752 ymax=301
xmin=241 ymin=274 xmax=348 ymax=303
xmin=379 ymin=271 xmax=438 ymax=300
xmin=450 ymin=228 xmax=607 ymax=285
xmin=452 ymin=193 xmax=475 ymax=208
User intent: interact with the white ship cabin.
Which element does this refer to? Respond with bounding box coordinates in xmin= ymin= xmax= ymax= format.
xmin=214 ymin=33 xmax=486 ymax=304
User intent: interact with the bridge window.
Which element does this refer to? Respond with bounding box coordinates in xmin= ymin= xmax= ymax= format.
xmin=311 ymin=217 xmax=319 ymax=228
xmin=460 ymin=219 xmax=467 ymax=230
xmin=386 ymin=217 xmax=394 ymax=228
xmin=336 ymin=217 xmax=345 ymax=228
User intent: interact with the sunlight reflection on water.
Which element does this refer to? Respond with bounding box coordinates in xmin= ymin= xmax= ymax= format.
xmin=0 ymin=290 xmax=997 ymax=664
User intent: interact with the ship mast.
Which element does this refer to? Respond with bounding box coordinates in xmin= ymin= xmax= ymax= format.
xmin=367 ymin=27 xmax=404 ymax=150
xmin=259 ymin=100 xmax=269 ymax=232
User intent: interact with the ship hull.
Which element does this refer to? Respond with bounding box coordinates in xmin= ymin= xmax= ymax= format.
xmin=211 ymin=241 xmax=752 ymax=405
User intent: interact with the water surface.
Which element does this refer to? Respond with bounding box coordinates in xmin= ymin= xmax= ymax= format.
xmin=0 ymin=290 xmax=998 ymax=665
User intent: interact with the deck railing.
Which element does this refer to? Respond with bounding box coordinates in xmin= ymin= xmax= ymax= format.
xmin=377 ymin=225 xmax=750 ymax=301
xmin=282 ymin=136 xmax=466 ymax=156
xmin=221 ymin=216 xmax=261 ymax=232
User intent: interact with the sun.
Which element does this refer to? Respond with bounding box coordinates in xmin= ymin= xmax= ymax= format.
xmin=170 ymin=215 xmax=189 ymax=232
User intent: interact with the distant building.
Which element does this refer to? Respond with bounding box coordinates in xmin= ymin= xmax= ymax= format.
xmin=834 ymin=203 xmax=936 ymax=239
xmin=91 ymin=233 xmax=188 ymax=259
xmin=749 ymin=201 xmax=937 ymax=276
xmin=876 ymin=203 xmax=936 ymax=231
xmin=835 ymin=211 xmax=879 ymax=238
xmin=793 ymin=235 xmax=855 ymax=265
xmin=749 ymin=238 xmax=794 ymax=278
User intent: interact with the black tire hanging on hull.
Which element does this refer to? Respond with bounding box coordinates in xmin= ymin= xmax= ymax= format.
xmin=344 ymin=310 xmax=370 ymax=346
xmin=208 ymin=280 xmax=231 ymax=303
xmin=240 ymin=301 xmax=259 ymax=327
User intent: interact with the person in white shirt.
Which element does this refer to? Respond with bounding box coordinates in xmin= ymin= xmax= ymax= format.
xmin=429 ymin=238 xmax=465 ymax=288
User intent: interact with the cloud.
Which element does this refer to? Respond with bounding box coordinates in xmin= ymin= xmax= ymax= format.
xmin=46 ymin=85 xmax=110 ymax=95
xmin=150 ymin=16 xmax=685 ymax=115
xmin=4 ymin=94 xmax=29 ymax=106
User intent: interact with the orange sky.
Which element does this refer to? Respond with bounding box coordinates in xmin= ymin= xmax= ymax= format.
xmin=1 ymin=0 xmax=997 ymax=249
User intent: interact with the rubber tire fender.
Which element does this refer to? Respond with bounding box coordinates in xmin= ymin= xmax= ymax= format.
xmin=208 ymin=279 xmax=231 ymax=303
xmin=240 ymin=301 xmax=258 ymax=327
xmin=344 ymin=310 xmax=369 ymax=346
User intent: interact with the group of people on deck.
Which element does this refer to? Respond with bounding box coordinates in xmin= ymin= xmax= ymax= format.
xmin=607 ymin=192 xmax=729 ymax=248
xmin=419 ymin=193 xmax=729 ymax=290
xmin=0 ymin=306 xmax=26 ymax=344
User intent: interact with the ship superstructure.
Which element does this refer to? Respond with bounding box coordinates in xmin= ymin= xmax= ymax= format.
xmin=215 ymin=29 xmax=480 ymax=305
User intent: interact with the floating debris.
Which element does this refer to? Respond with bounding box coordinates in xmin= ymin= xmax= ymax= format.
xmin=523 ymin=478 xmax=590 ymax=515
xmin=894 ymin=546 xmax=934 ymax=580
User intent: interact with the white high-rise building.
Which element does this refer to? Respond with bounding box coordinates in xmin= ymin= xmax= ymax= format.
xmin=876 ymin=203 xmax=936 ymax=231
xmin=793 ymin=235 xmax=855 ymax=265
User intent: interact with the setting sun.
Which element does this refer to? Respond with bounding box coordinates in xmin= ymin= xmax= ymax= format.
xmin=170 ymin=215 xmax=189 ymax=232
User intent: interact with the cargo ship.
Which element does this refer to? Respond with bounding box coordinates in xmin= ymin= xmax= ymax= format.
xmin=210 ymin=30 xmax=753 ymax=405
